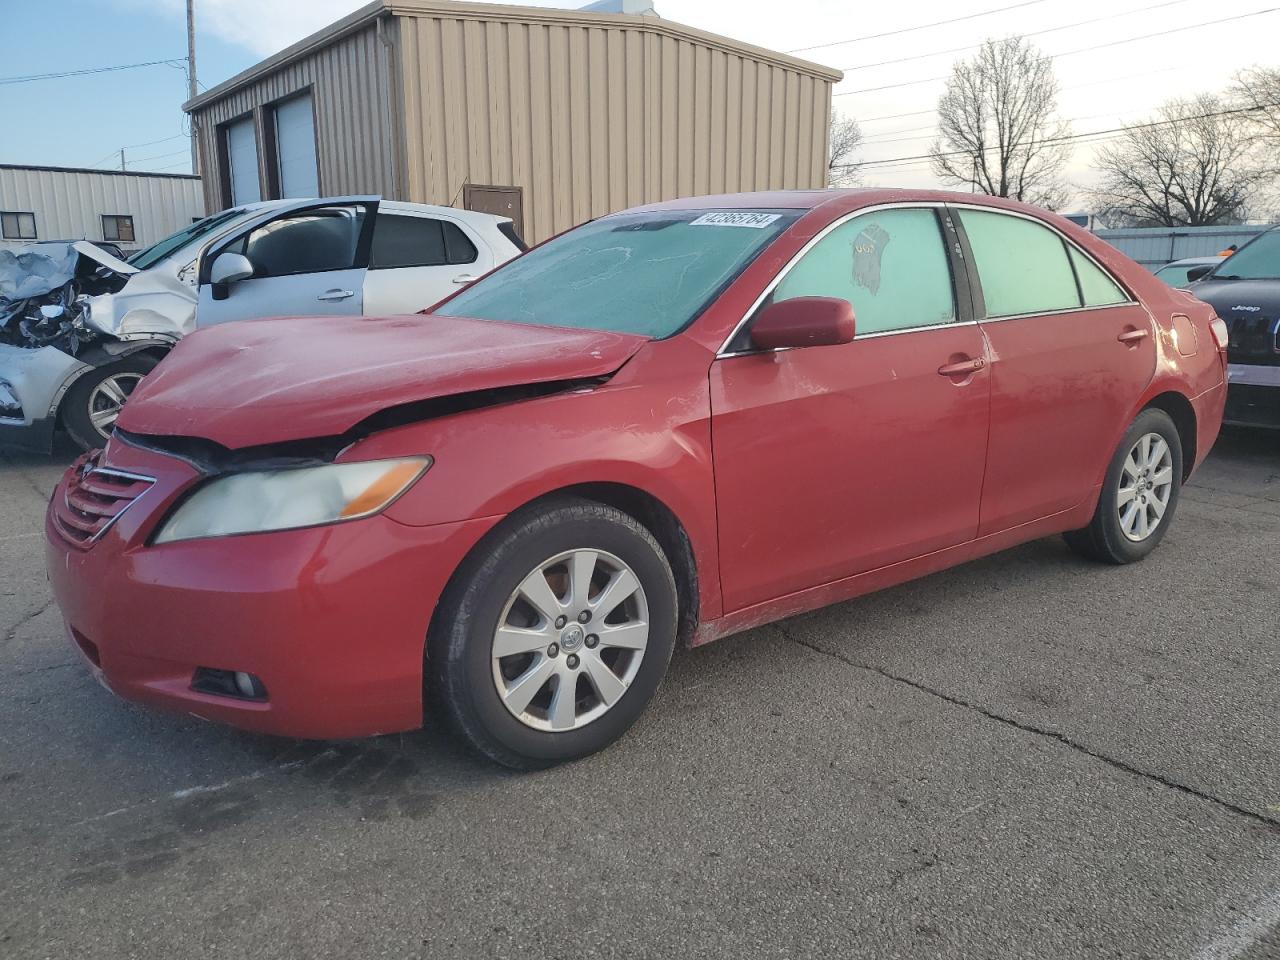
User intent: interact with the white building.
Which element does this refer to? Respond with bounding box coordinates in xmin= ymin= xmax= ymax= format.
xmin=0 ymin=164 xmax=204 ymax=255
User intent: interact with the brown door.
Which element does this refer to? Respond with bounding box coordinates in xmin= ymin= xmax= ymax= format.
xmin=463 ymin=184 xmax=524 ymax=241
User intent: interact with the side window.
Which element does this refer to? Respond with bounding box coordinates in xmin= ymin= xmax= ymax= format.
xmin=369 ymin=215 xmax=479 ymax=270
xmin=770 ymin=208 xmax=956 ymax=335
xmin=1068 ymin=246 xmax=1128 ymax=306
xmin=958 ymin=210 xmax=1080 ymax=317
xmin=226 ymin=205 xmax=365 ymax=279
xmin=443 ymin=221 xmax=478 ymax=265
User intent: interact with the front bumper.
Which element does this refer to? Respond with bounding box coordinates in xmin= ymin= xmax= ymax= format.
xmin=0 ymin=344 xmax=91 ymax=450
xmin=44 ymin=444 xmax=501 ymax=739
xmin=1225 ymin=364 xmax=1280 ymax=428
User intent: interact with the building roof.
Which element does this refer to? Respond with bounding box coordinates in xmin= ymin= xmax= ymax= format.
xmin=0 ymin=163 xmax=199 ymax=181
xmin=183 ymin=0 xmax=842 ymax=113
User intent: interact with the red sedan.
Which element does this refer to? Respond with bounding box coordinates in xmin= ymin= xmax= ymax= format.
xmin=45 ymin=190 xmax=1228 ymax=768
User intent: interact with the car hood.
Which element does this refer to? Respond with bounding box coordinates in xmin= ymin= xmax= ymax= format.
xmin=117 ymin=313 xmax=649 ymax=448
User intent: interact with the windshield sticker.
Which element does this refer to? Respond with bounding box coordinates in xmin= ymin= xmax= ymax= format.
xmin=689 ymin=212 xmax=783 ymax=229
xmin=853 ymin=223 xmax=891 ymax=295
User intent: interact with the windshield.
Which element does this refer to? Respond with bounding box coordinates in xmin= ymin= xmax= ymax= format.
xmin=433 ymin=208 xmax=800 ymax=338
xmin=1212 ymin=229 xmax=1280 ymax=281
xmin=127 ymin=208 xmax=248 ymax=270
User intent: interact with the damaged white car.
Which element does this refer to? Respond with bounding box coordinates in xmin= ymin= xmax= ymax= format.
xmin=0 ymin=197 xmax=523 ymax=451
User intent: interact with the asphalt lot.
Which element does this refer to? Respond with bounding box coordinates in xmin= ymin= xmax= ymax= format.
xmin=1 ymin=429 xmax=1278 ymax=959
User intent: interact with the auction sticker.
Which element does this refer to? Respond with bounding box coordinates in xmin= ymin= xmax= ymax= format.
xmin=689 ymin=212 xmax=782 ymax=228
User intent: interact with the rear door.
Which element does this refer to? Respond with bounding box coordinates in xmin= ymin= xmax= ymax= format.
xmin=196 ymin=199 xmax=376 ymax=326
xmin=361 ymin=210 xmax=494 ymax=315
xmin=953 ymin=207 xmax=1156 ymax=534
xmin=711 ymin=206 xmax=991 ymax=612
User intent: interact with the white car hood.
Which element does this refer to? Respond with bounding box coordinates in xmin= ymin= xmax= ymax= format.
xmin=71 ymin=240 xmax=139 ymax=276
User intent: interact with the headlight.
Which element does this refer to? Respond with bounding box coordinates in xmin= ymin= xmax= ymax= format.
xmin=154 ymin=456 xmax=431 ymax=544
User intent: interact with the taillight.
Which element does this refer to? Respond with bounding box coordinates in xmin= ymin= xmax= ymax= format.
xmin=1209 ymin=316 xmax=1230 ymax=352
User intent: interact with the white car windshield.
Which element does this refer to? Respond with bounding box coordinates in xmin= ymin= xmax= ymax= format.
xmin=127 ymin=208 xmax=249 ymax=271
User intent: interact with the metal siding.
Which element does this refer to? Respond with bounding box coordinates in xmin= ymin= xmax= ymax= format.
xmin=0 ymin=167 xmax=204 ymax=251
xmin=191 ymin=24 xmax=396 ymax=211
xmin=1095 ymin=226 xmax=1273 ymax=267
xmin=396 ymin=12 xmax=834 ymax=241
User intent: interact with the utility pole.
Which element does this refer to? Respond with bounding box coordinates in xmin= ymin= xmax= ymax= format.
xmin=120 ymin=148 xmax=126 ymax=172
xmin=187 ymin=0 xmax=199 ymax=175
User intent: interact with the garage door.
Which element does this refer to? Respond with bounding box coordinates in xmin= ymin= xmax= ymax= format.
xmin=274 ymin=94 xmax=319 ymax=199
xmin=225 ymin=117 xmax=261 ymax=205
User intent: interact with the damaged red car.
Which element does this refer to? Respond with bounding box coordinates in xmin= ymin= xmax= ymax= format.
xmin=45 ymin=190 xmax=1228 ymax=768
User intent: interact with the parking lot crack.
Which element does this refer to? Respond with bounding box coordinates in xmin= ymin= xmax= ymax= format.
xmin=774 ymin=623 xmax=1280 ymax=833
xmin=3 ymin=598 xmax=54 ymax=647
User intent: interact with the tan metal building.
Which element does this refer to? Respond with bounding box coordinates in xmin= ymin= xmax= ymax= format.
xmin=183 ymin=0 xmax=840 ymax=243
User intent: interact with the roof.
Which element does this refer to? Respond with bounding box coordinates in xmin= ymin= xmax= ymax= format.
xmin=0 ymin=163 xmax=199 ymax=181
xmin=629 ymin=188 xmax=1059 ymax=214
xmin=183 ymin=0 xmax=842 ymax=113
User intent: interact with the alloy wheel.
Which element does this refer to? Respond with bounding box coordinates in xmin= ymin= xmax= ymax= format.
xmin=491 ymin=548 xmax=649 ymax=732
xmin=1117 ymin=432 xmax=1174 ymax=542
xmin=87 ymin=372 xmax=144 ymax=439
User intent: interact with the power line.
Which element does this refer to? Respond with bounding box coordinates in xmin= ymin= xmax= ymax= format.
xmin=832 ymin=7 xmax=1279 ymax=97
xmin=786 ymin=0 xmax=1051 ymax=54
xmin=847 ymin=65 xmax=1184 ymax=133
xmin=128 ymin=147 xmax=190 ymax=166
xmin=840 ymin=0 xmax=1195 ymax=72
xmin=842 ymin=100 xmax=1280 ymax=170
xmin=0 ymin=58 xmax=186 ymax=86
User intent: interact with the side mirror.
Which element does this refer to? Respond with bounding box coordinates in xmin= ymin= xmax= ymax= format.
xmin=1186 ymin=264 xmax=1214 ymax=283
xmin=209 ymin=252 xmax=254 ymax=285
xmin=750 ymin=297 xmax=856 ymax=351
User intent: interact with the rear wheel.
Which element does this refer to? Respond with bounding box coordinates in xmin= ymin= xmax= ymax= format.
xmin=430 ymin=498 xmax=678 ymax=769
xmin=62 ymin=354 xmax=159 ymax=450
xmin=1064 ymin=408 xmax=1183 ymax=564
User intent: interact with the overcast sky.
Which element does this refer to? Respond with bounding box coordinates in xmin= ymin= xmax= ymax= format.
xmin=4 ymin=0 xmax=1277 ymax=209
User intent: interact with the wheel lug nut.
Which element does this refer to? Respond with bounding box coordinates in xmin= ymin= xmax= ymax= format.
xmin=585 ymin=634 xmax=598 ymax=649
xmin=566 ymin=654 xmax=580 ymax=669
xmin=554 ymin=615 xmax=567 ymax=629
xmin=578 ymin=610 xmax=591 ymax=623
xmin=548 ymin=643 xmax=559 ymax=657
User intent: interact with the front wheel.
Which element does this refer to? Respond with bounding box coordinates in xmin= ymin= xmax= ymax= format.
xmin=1064 ymin=407 xmax=1183 ymax=564
xmin=61 ymin=354 xmax=159 ymax=450
xmin=430 ymin=498 xmax=679 ymax=769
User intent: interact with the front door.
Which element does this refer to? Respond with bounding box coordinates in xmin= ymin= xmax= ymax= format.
xmin=196 ymin=200 xmax=376 ymax=327
xmin=711 ymin=207 xmax=991 ymax=613
xmin=952 ymin=207 xmax=1158 ymax=535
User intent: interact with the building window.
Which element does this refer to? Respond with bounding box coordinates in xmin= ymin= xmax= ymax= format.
xmin=1 ymin=212 xmax=37 ymax=240
xmin=101 ymin=215 xmax=136 ymax=243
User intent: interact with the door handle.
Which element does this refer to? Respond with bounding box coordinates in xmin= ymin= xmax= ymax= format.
xmin=1117 ymin=328 xmax=1149 ymax=344
xmin=317 ymin=289 xmax=355 ymax=302
xmin=452 ymin=274 xmax=478 ymax=285
xmin=937 ymin=357 xmax=986 ymax=377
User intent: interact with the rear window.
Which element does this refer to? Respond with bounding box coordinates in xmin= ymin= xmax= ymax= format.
xmin=959 ymin=210 xmax=1080 ymax=317
xmin=434 ymin=208 xmax=800 ymax=338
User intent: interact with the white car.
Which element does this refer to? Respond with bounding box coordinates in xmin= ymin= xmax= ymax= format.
xmin=0 ymin=197 xmax=524 ymax=451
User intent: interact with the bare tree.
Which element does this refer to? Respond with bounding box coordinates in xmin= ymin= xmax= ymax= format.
xmin=930 ymin=36 xmax=1071 ymax=208
xmin=828 ymin=114 xmax=863 ymax=187
xmin=1233 ymin=66 xmax=1280 ymax=169
xmin=1091 ymin=94 xmax=1270 ymax=227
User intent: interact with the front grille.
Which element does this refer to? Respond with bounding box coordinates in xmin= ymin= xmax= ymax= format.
xmin=51 ymin=452 xmax=155 ymax=549
xmin=1224 ymin=314 xmax=1280 ymax=364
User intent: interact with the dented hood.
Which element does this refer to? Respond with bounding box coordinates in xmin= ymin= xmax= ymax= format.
xmin=117 ymin=313 xmax=649 ymax=448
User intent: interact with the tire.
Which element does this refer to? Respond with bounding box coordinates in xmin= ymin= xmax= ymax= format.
xmin=430 ymin=497 xmax=679 ymax=769
xmin=1064 ymin=407 xmax=1184 ymax=565
xmin=62 ymin=354 xmax=159 ymax=451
